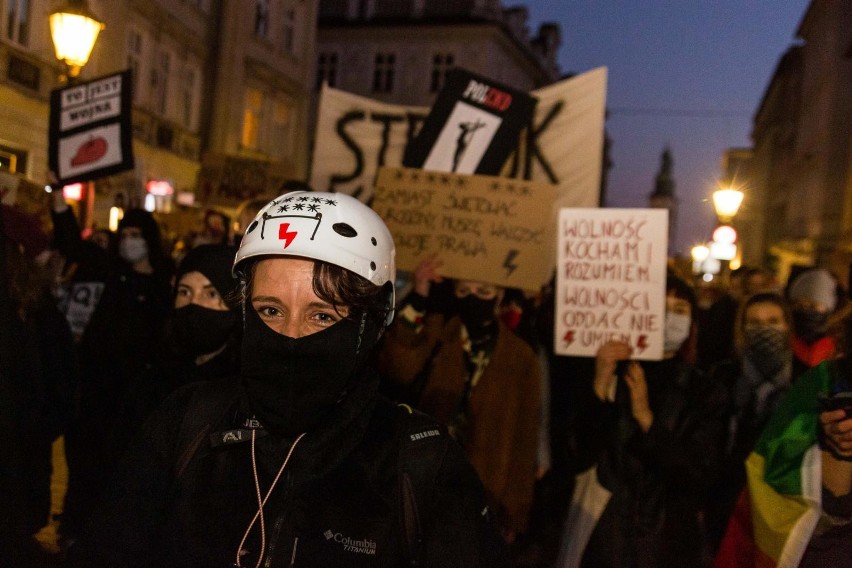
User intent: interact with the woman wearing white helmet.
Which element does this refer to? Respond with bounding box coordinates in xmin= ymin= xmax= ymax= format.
xmin=70 ymin=191 xmax=509 ymax=567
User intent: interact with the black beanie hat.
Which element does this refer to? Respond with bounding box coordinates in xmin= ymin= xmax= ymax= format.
xmin=175 ymin=244 xmax=239 ymax=305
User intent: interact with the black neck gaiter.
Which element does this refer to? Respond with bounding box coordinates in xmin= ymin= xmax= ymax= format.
xmin=171 ymin=304 xmax=237 ymax=358
xmin=240 ymin=305 xmax=363 ymax=436
xmin=456 ymin=296 xmax=498 ymax=343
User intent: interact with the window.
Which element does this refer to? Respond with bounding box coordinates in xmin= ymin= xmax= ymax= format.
xmin=242 ymin=88 xmax=264 ymax=149
xmin=430 ymin=53 xmax=454 ymax=93
xmin=269 ymin=97 xmax=293 ymax=157
xmin=0 ymin=144 xmax=26 ymax=174
xmin=5 ymin=0 xmax=30 ymax=45
xmin=150 ymin=49 xmax=171 ymax=115
xmin=317 ymin=52 xmax=338 ymax=89
xmin=254 ymin=0 xmax=269 ymax=38
xmin=179 ymin=65 xmax=200 ymax=131
xmin=372 ymin=53 xmax=395 ymax=93
xmin=127 ymin=29 xmax=146 ymax=104
xmin=281 ymin=5 xmax=296 ymax=54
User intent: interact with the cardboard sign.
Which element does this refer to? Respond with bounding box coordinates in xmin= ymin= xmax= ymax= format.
xmin=403 ymin=68 xmax=537 ymax=176
xmin=49 ymin=70 xmax=134 ymax=185
xmin=373 ymin=166 xmax=556 ymax=291
xmin=554 ymin=208 xmax=669 ymax=360
xmin=309 ymin=67 xmax=607 ymax=209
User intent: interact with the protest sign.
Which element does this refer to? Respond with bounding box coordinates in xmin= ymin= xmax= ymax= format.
xmin=373 ymin=166 xmax=556 ymax=291
xmin=49 ymin=70 xmax=134 ymax=186
xmin=403 ymin=68 xmax=537 ymax=175
xmin=554 ymin=208 xmax=669 ymax=360
xmin=310 ymin=67 xmax=607 ymax=209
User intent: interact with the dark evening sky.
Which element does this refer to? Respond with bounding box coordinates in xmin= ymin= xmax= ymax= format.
xmin=523 ymin=0 xmax=811 ymax=255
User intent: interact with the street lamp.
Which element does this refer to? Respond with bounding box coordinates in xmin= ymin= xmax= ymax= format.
xmin=691 ymin=244 xmax=710 ymax=274
xmin=49 ymin=0 xmax=105 ymax=81
xmin=712 ymin=187 xmax=744 ymax=224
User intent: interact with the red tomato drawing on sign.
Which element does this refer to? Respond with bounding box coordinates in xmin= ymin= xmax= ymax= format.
xmin=71 ymin=137 xmax=108 ymax=167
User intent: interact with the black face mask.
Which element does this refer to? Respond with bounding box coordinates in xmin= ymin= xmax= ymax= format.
xmin=171 ymin=304 xmax=237 ymax=358
xmin=240 ymin=304 xmax=371 ymax=436
xmin=744 ymin=326 xmax=790 ymax=377
xmin=456 ymin=295 xmax=498 ymax=335
xmin=792 ymin=308 xmax=829 ymax=344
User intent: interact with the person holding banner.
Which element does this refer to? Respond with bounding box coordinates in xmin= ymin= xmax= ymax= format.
xmin=69 ymin=192 xmax=508 ymax=567
xmin=556 ymin=273 xmax=728 ymax=568
xmin=378 ymin=254 xmax=541 ymax=546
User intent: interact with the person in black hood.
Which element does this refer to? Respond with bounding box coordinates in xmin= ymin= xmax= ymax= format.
xmin=58 ymin=202 xmax=175 ymax=549
xmin=69 ymin=191 xmax=508 ymax=567
xmin=118 ymin=244 xmax=241 ymax=451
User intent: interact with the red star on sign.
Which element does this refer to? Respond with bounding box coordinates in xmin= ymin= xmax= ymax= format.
xmin=278 ymin=223 xmax=297 ymax=248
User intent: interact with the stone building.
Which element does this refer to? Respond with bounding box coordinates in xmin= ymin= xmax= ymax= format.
xmin=648 ymin=147 xmax=678 ymax=256
xmin=0 ymin=0 xmax=317 ymax=233
xmin=315 ymin=0 xmax=562 ymax=109
xmin=749 ymin=0 xmax=852 ymax=285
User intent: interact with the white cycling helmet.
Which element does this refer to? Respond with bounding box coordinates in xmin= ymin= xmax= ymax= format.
xmin=233 ymin=191 xmax=396 ymax=324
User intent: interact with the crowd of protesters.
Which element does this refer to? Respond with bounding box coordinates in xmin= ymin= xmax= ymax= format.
xmin=1 ymin=182 xmax=851 ymax=567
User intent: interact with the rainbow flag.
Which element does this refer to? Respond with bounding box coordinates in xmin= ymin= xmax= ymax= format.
xmin=714 ymin=363 xmax=832 ymax=568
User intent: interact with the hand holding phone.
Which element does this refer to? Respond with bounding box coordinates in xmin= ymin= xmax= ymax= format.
xmin=818 ymin=391 xmax=852 ymax=417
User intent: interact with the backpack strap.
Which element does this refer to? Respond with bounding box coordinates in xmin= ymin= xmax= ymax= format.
xmin=396 ymin=403 xmax=450 ymax=566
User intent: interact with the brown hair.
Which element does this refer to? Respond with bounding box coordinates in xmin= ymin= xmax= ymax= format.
xmin=237 ymin=256 xmax=390 ymax=328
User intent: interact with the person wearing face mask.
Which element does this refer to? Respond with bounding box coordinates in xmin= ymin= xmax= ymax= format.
xmin=787 ymin=267 xmax=842 ymax=368
xmin=714 ymin=298 xmax=852 ymax=567
xmin=56 ymin=203 xmax=174 ymax=551
xmin=555 ymin=273 xmax=728 ymax=568
xmin=703 ymin=292 xmax=797 ymax=554
xmin=116 ymin=244 xmax=241 ymax=453
xmin=378 ymin=254 xmax=541 ymax=548
xmin=68 ymin=191 xmax=508 ymax=567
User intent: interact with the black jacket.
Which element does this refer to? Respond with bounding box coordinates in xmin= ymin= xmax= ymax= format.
xmin=570 ymin=358 xmax=728 ymax=568
xmin=71 ymin=371 xmax=509 ymax=567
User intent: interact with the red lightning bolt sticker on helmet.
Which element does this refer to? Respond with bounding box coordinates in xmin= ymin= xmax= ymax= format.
xmin=278 ymin=223 xmax=298 ymax=248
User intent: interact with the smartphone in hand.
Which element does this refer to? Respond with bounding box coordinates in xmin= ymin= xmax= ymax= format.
xmin=818 ymin=391 xmax=852 ymax=417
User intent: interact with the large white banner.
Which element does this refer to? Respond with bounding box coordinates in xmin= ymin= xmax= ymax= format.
xmin=310 ymin=67 xmax=607 ymax=210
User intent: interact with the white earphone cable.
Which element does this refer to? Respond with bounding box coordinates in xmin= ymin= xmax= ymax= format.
xmin=235 ymin=430 xmax=306 ymax=568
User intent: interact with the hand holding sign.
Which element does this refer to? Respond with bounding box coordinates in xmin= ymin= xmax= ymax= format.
xmin=593 ymin=340 xmax=633 ymax=400
xmin=624 ymin=362 xmax=654 ymax=432
xmin=413 ymin=254 xmax=444 ymax=297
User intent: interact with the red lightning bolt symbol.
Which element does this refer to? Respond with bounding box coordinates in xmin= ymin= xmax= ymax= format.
xmin=278 ymin=223 xmax=297 ymax=248
xmin=563 ymin=330 xmax=575 ymax=345
xmin=636 ymin=335 xmax=649 ymax=353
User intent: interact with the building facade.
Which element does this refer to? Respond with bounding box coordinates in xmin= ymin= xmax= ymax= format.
xmin=749 ymin=0 xmax=852 ymax=285
xmin=315 ymin=0 xmax=562 ymax=109
xmin=0 ymin=0 xmax=317 ymax=235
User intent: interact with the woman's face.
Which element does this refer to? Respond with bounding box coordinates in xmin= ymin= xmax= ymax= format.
xmin=744 ymin=302 xmax=788 ymax=333
xmin=250 ymin=257 xmax=349 ymax=338
xmin=175 ymin=271 xmax=228 ymax=311
xmin=665 ymin=292 xmax=692 ymax=318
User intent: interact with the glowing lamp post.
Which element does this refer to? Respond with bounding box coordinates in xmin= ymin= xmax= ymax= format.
xmin=691 ymin=244 xmax=710 ymax=274
xmin=49 ymin=0 xmax=105 ymax=81
xmin=712 ymin=187 xmax=744 ymax=224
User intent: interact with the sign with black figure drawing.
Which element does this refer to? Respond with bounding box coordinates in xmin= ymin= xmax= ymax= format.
xmin=403 ymin=68 xmax=537 ymax=176
xmin=48 ymin=70 xmax=134 ymax=186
